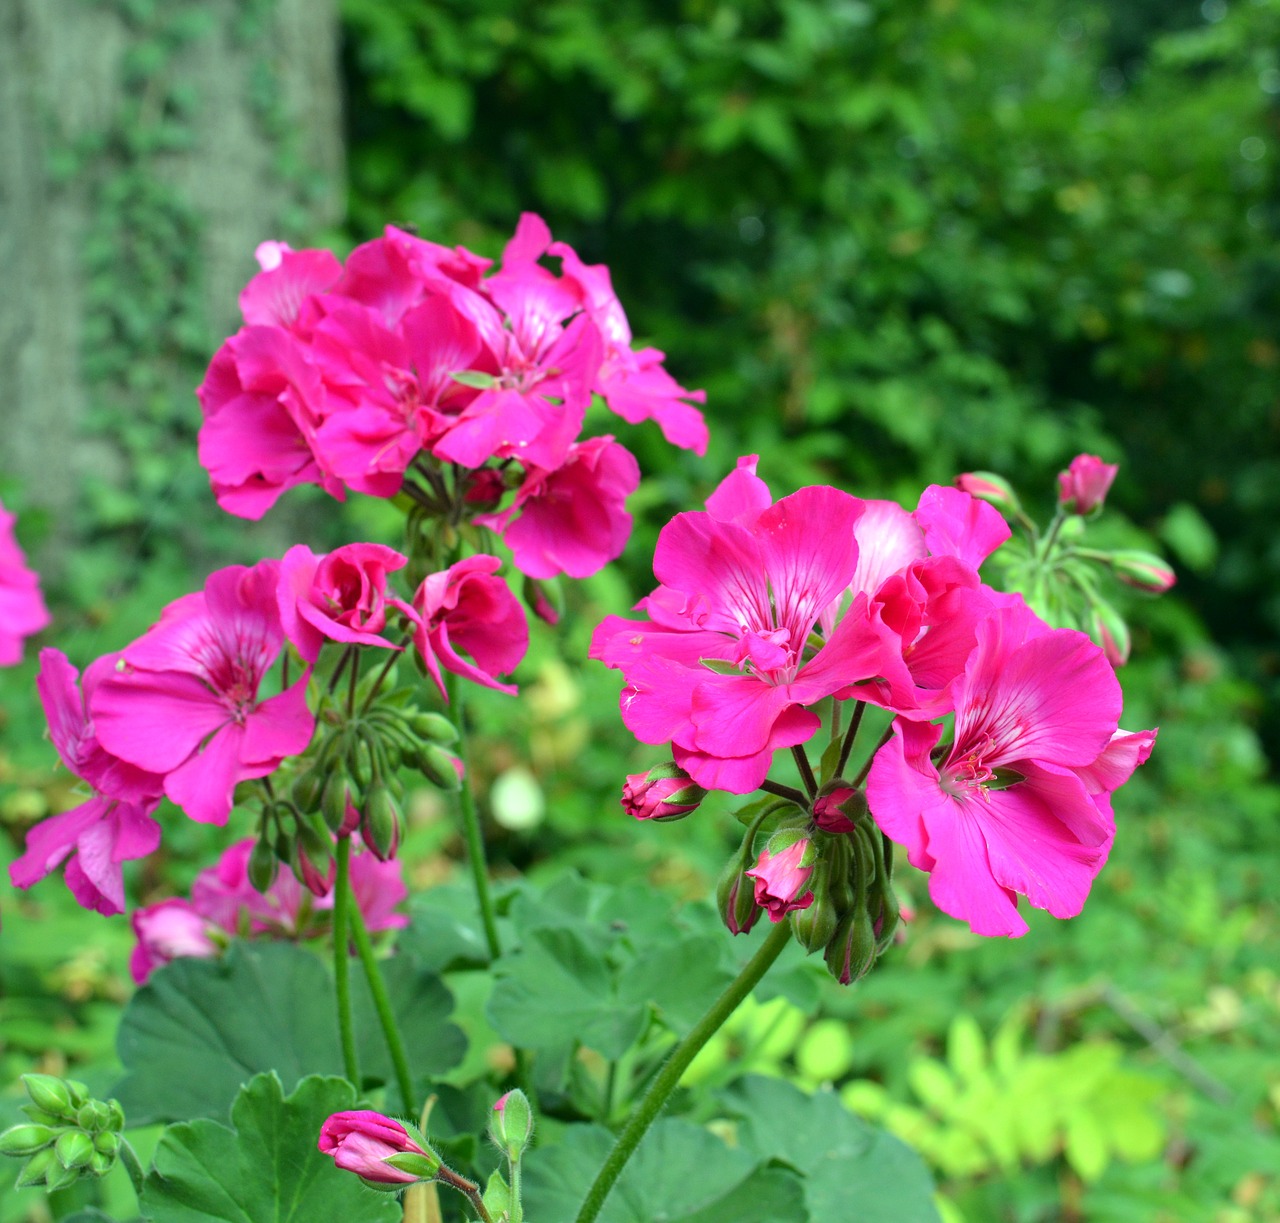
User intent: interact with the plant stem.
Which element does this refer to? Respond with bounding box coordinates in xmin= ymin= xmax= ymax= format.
xmin=759 ymin=779 xmax=808 ymax=806
xmin=790 ymin=745 xmax=818 ymax=798
xmin=446 ymin=672 xmax=502 ymax=962
xmin=850 ymin=726 xmax=895 ymax=788
xmin=348 ymin=899 xmax=415 ymax=1113
xmin=835 ymin=700 xmax=866 ymax=777
xmin=332 ymin=836 xmax=360 ymax=1087
xmin=572 ymin=920 xmax=794 ymax=1223
xmin=359 ymin=634 xmax=410 ymax=715
xmin=437 ymin=1165 xmax=496 ymax=1223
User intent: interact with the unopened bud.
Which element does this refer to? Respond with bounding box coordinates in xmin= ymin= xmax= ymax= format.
xmin=790 ymin=881 xmax=840 ymax=953
xmin=349 ymin=735 xmax=376 ymax=790
xmin=55 ymin=1129 xmax=95 ymax=1170
xmin=320 ymin=771 xmax=350 ymax=832
xmin=1057 ymin=454 xmax=1119 ymax=516
xmin=622 ymin=763 xmax=707 ymax=822
xmin=812 ymin=785 xmax=863 ymax=834
xmin=43 ymin=1158 xmax=81 ymax=1192
xmin=824 ymin=907 xmax=878 ymax=986
xmin=23 ymin=1075 xmax=74 ymax=1120
xmin=361 ymin=784 xmax=401 ymax=861
xmin=1110 ymin=550 xmax=1176 ymax=594
xmin=489 ymin=1089 xmax=534 ymax=1160
xmin=409 ymin=712 xmax=458 ymax=744
xmin=16 ymin=1147 xmax=59 ymax=1188
xmin=522 ymin=575 xmax=563 ymax=625
xmin=93 ymin=1131 xmax=120 ymax=1158
xmin=0 ymin=1124 xmax=55 ymax=1157
xmin=247 ymin=837 xmax=279 ymax=894
xmin=292 ymin=769 xmax=324 ymax=814
xmin=416 ymin=742 xmax=462 ymax=791
xmin=715 ymin=857 xmax=761 ymax=936
xmin=955 ymin=471 xmax=1021 ymax=517
xmin=1086 ymin=597 xmax=1131 ymax=667
xmin=89 ymin=1150 xmax=115 ymax=1177
xmin=746 ymin=830 xmax=817 ymax=922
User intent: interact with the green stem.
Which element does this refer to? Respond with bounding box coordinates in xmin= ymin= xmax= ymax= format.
xmin=446 ymin=672 xmax=502 ymax=962
xmin=572 ymin=920 xmax=794 ymax=1223
xmin=850 ymin=726 xmax=894 ymax=788
xmin=438 ymin=1165 xmax=496 ymax=1223
xmin=359 ymin=633 xmax=411 ymax=716
xmin=348 ymin=897 xmax=415 ymax=1112
xmin=790 ymin=745 xmax=818 ymax=799
xmin=759 ymin=779 xmax=808 ymax=806
xmin=118 ymin=1138 xmax=145 ymax=1198
xmin=333 ymin=837 xmax=360 ymax=1087
xmin=835 ymin=700 xmax=866 ymax=778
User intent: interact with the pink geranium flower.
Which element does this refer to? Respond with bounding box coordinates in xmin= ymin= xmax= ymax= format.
xmin=866 ymin=602 xmax=1153 ymax=937
xmin=91 ymin=561 xmax=316 ymax=826
xmin=412 ymin=555 xmax=528 ymax=699
xmin=0 ymin=499 xmax=50 ymax=665
xmin=129 ymin=899 xmax=220 ymax=984
xmin=277 ymin=542 xmax=412 ymax=662
xmin=478 ymin=436 xmax=640 ymax=579
xmin=591 ymin=458 xmax=886 ymax=793
xmin=9 ymin=650 xmax=165 ymax=915
xmin=318 ymin=1111 xmax=438 ymax=1185
xmin=746 ymin=836 xmax=816 ymax=921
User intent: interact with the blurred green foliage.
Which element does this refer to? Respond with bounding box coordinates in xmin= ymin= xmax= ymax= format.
xmin=4 ymin=0 xmax=1280 ymax=1220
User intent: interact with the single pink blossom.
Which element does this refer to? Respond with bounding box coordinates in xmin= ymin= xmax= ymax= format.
xmin=277 ymin=542 xmax=412 ymax=662
xmin=866 ymin=603 xmax=1151 ymax=937
xmin=1058 ymin=454 xmax=1119 ymax=515
xmin=129 ymin=899 xmax=220 ymax=984
xmin=913 ymin=485 xmax=1011 ymax=573
xmin=591 ymin=460 xmax=886 ymax=793
xmin=9 ymin=650 xmax=165 ymax=915
xmin=318 ymin=1111 xmax=438 ymax=1185
xmin=0 ymin=500 xmax=50 ymax=665
xmin=412 ymin=555 xmax=528 ymax=699
xmin=745 ymin=837 xmax=816 ymax=922
xmin=621 ymin=764 xmax=707 ymax=822
xmin=477 ymin=436 xmax=640 ymax=579
xmin=91 ymin=562 xmax=316 ymax=826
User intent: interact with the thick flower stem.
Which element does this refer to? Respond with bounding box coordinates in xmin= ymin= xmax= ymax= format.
xmin=348 ymin=898 xmax=415 ymax=1113
xmin=333 ymin=836 xmax=360 ymax=1088
xmin=445 ymin=673 xmax=502 ymax=963
xmin=572 ymin=919 xmax=794 ymax=1223
xmin=835 ymin=700 xmax=867 ymax=778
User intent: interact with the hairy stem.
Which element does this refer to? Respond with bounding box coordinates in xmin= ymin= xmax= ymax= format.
xmin=573 ymin=920 xmax=794 ymax=1223
xmin=332 ymin=836 xmax=360 ymax=1087
xmin=348 ymin=899 xmax=415 ymax=1112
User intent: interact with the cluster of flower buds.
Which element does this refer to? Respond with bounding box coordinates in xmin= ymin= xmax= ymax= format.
xmin=0 ymin=1075 xmax=127 ymax=1191
xmin=958 ymin=453 xmax=1175 ymax=667
xmin=716 ymin=785 xmax=901 ymax=984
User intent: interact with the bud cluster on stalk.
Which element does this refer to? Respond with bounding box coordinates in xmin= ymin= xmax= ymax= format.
xmin=248 ymin=668 xmax=463 ymax=891
xmin=0 ymin=1075 xmax=127 ymax=1191
xmin=957 ymin=455 xmax=1175 ymax=668
xmin=717 ymin=784 xmax=902 ymax=986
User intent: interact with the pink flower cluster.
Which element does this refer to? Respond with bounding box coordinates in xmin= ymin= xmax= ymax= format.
xmin=10 ymin=544 xmax=527 ymax=914
xmin=0 ymin=499 xmax=49 ymax=665
xmin=593 ymin=457 xmax=1156 ymax=938
xmin=198 ymin=215 xmax=706 ymax=580
xmin=129 ymin=837 xmax=407 ymax=983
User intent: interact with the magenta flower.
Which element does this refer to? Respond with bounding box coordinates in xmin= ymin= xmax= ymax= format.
xmin=129 ymin=899 xmax=220 ymax=984
xmin=412 ymin=555 xmax=528 ymax=699
xmin=90 ymin=561 xmax=316 ymax=826
xmin=478 ymin=436 xmax=640 ymax=579
xmin=0 ymin=499 xmax=50 ymax=665
xmin=239 ymin=241 xmax=341 ymax=332
xmin=745 ymin=836 xmax=816 ymax=922
xmin=277 ymin=542 xmax=411 ymax=662
xmin=621 ymin=764 xmax=707 ymax=822
xmin=318 ymin=1111 xmax=439 ymax=1185
xmin=591 ymin=458 xmax=885 ymax=793
xmin=9 ymin=650 xmax=165 ymax=915
xmin=1058 ymin=454 xmax=1119 ymax=515
xmin=866 ymin=602 xmax=1153 ymax=937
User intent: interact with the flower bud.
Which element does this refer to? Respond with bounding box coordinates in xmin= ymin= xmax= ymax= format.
xmin=247 ymin=836 xmax=279 ymax=894
xmin=349 ymin=735 xmax=376 ymax=790
xmin=1057 ymin=454 xmax=1119 ymax=515
xmin=94 ymin=1131 xmax=120 ymax=1158
xmin=621 ymin=763 xmax=707 ymax=822
xmin=23 ymin=1075 xmax=74 ymax=1120
xmin=361 ymin=784 xmax=401 ymax=862
xmin=522 ymin=575 xmax=563 ymax=625
xmin=745 ymin=831 xmax=816 ymax=922
xmin=790 ymin=877 xmax=840 ymax=953
xmin=89 ymin=1150 xmax=115 ymax=1177
xmin=43 ymin=1157 xmax=82 ymax=1191
xmin=14 ymin=1147 xmax=58 ymax=1188
xmin=55 ymin=1129 xmax=95 ymax=1170
xmin=318 ymin=1111 xmax=441 ymax=1186
xmin=812 ymin=785 xmax=863 ymax=834
xmin=0 ymin=1124 xmax=55 ymax=1157
xmin=292 ymin=769 xmax=324 ymax=815
xmin=824 ymin=906 xmax=878 ymax=985
xmin=955 ymin=471 xmax=1022 ymax=517
xmin=489 ymin=1089 xmax=534 ymax=1160
xmin=716 ymin=856 xmax=761 ymax=936
xmin=1086 ymin=597 xmax=1131 ymax=667
xmin=408 ymin=711 xmax=459 ymax=744
xmin=76 ymin=1100 xmax=111 ymax=1131
xmin=416 ymin=742 xmax=463 ymax=791
xmin=1110 ymin=550 xmax=1176 ymax=594
xmin=320 ymin=771 xmax=350 ymax=832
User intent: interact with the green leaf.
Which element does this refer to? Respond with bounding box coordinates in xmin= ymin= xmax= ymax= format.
xmin=723 ymin=1076 xmax=940 ymax=1223
xmin=140 ymin=1074 xmax=398 ymax=1223
xmin=115 ymin=941 xmax=463 ymax=1124
xmin=449 ymin=369 xmax=497 ymax=389
xmin=523 ymin=1119 xmax=807 ymax=1223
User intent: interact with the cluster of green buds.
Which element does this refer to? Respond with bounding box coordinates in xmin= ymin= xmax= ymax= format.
xmin=959 ymin=455 xmax=1175 ymax=667
xmin=252 ymin=675 xmax=463 ymax=887
xmin=0 ymin=1075 xmax=131 ymax=1192
xmin=717 ymin=784 xmax=902 ymax=985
